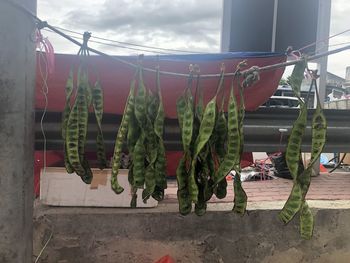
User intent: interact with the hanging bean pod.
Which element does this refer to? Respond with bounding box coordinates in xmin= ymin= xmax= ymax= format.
xmin=298 ymin=76 xmax=327 ymax=239
xmin=111 ymin=73 xmax=137 ymax=194
xmin=131 ymin=135 xmax=146 ymax=189
xmin=232 ymin=75 xmax=247 ymax=215
xmin=92 ymin=81 xmax=107 ymax=169
xmin=232 ymin=171 xmax=247 ymax=215
xmin=76 ymin=71 xmax=92 ymax=180
xmin=279 ymin=98 xmax=307 ymax=222
xmin=213 ymin=97 xmax=228 ymax=199
xmin=66 ymin=100 xmax=85 ymax=176
xmin=176 ymin=156 xmax=192 ymax=215
xmin=289 ymin=60 xmax=306 ymax=98
xmin=62 ymin=69 xmax=75 ymax=174
xmin=214 ymin=83 xmax=240 ymax=185
xmin=153 ymin=68 xmax=167 ymax=201
xmin=142 ymin=93 xmax=159 ymax=203
xmin=299 ymin=201 xmax=314 ymax=239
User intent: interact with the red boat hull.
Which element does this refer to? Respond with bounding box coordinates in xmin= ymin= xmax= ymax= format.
xmin=36 ymin=53 xmax=286 ymax=118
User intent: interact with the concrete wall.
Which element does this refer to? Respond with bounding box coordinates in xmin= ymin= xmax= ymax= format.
xmin=34 ymin=205 xmax=350 ymax=263
xmin=0 ymin=0 xmax=36 ymax=262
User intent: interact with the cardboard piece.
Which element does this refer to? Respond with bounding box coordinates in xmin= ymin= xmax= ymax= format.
xmin=90 ymin=170 xmax=108 ymax=189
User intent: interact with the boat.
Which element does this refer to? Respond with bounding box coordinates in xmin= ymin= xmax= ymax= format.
xmin=36 ymin=52 xmax=286 ymax=118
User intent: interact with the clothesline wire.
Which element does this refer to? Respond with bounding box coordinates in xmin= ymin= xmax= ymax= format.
xmin=43 ymin=27 xmax=350 ymax=63
xmin=53 ymin=25 xmax=206 ymax=54
xmin=42 ymin=28 xmax=174 ymax=55
xmin=298 ymin=28 xmax=350 ymax=53
xmin=5 ymin=0 xmax=350 ymax=79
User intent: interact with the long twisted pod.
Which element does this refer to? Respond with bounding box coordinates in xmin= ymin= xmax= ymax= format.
xmin=278 ymin=61 xmax=307 ymax=223
xmin=126 ymin=108 xmax=139 ymax=186
xmin=194 ymin=76 xmax=210 ymax=215
xmin=188 ymin=82 xmax=219 ymax=203
xmin=92 ymin=80 xmax=107 ymax=169
xmin=176 ymin=71 xmax=195 ymax=213
xmin=214 ymin=81 xmax=240 ymax=186
xmin=66 ymin=70 xmax=91 ymax=183
xmin=111 ymin=71 xmax=138 ymax=194
xmin=62 ymin=69 xmax=75 ymax=174
xmin=232 ymin=74 xmax=247 ymax=215
xmin=78 ymin=71 xmax=93 ymax=183
xmin=298 ymin=76 xmax=327 ymax=239
xmin=176 ymin=156 xmax=192 ymax=215
xmin=213 ymin=96 xmax=228 ymax=199
xmin=153 ymin=68 xmax=167 ymax=201
xmin=133 ymin=68 xmax=148 ymax=190
xmin=143 ymin=91 xmax=159 ymax=203
xmin=66 ymin=98 xmax=85 ymax=177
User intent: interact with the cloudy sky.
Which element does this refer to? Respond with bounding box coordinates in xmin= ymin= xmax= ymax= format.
xmin=38 ymin=0 xmax=350 ymax=78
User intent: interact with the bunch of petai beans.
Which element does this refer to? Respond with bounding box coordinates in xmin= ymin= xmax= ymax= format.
xmin=62 ymin=56 xmax=326 ymax=239
xmin=110 ymin=66 xmax=167 ymax=207
xmin=62 ymin=48 xmax=107 ymax=184
xmin=176 ymin=63 xmax=249 ymax=216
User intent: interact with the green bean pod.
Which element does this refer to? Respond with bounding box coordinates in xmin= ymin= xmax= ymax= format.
xmin=278 ymin=104 xmax=307 ymax=222
xmin=213 ymin=98 xmax=228 ymax=199
xmin=111 ymin=76 xmax=137 ymax=194
xmin=142 ymin=94 xmax=158 ymax=202
xmin=176 ymin=155 xmax=192 ymax=215
xmin=130 ymin=187 xmax=138 ymax=208
xmin=153 ymin=77 xmax=167 ymax=200
xmin=299 ymin=201 xmax=314 ymax=239
xmin=279 ymin=183 xmax=303 ymax=223
xmin=92 ymin=81 xmax=107 ymax=169
xmin=289 ymin=61 xmax=306 ymax=98
xmin=194 ymin=170 xmax=208 ymax=216
xmin=66 ymin=101 xmax=85 ymax=176
xmin=232 ymin=77 xmax=247 ymax=214
xmin=214 ymin=84 xmax=240 ymax=185
xmin=176 ymin=95 xmax=186 ymax=132
xmin=62 ymin=69 xmax=74 ymax=174
xmin=132 ymin=135 xmax=146 ymax=188
xmin=142 ymin=164 xmax=155 ymax=203
xmin=62 ymin=69 xmax=74 ymax=139
xmin=182 ymin=99 xmax=194 ymax=153
xmin=153 ymin=143 xmax=167 ymax=201
xmin=131 ymin=68 xmax=148 ymax=193
xmin=298 ymin=89 xmax=326 ymax=238
xmin=279 ymin=63 xmax=309 ymax=224
xmin=232 ymin=171 xmax=247 ymax=215
xmin=214 ymin=107 xmax=227 ymax=161
xmin=127 ymin=110 xmax=139 ymax=156
xmin=189 ymin=97 xmax=217 ymax=203
xmin=134 ymin=69 xmax=147 ymax=129
xmin=285 ymin=103 xmax=307 ymax=179
xmin=77 ymin=72 xmax=92 ymax=183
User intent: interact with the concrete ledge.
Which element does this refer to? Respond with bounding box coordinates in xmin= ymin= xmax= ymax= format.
xmin=34 ymin=202 xmax=350 ymax=263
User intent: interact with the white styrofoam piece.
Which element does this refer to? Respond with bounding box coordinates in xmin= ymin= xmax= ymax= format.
xmin=40 ymin=167 xmax=158 ymax=208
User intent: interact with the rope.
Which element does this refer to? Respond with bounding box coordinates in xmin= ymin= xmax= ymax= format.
xmin=34 ymin=231 xmax=53 ymax=263
xmin=5 ymin=0 xmax=350 ymax=79
xmin=35 ymin=44 xmax=50 ymax=198
xmin=329 ymin=153 xmax=347 ymax=173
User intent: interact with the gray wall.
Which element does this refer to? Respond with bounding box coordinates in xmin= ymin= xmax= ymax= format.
xmin=34 ymin=206 xmax=350 ymax=263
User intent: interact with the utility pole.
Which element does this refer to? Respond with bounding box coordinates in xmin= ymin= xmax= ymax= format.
xmin=313 ymin=0 xmax=331 ymax=175
xmin=0 ymin=0 xmax=37 ymax=262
